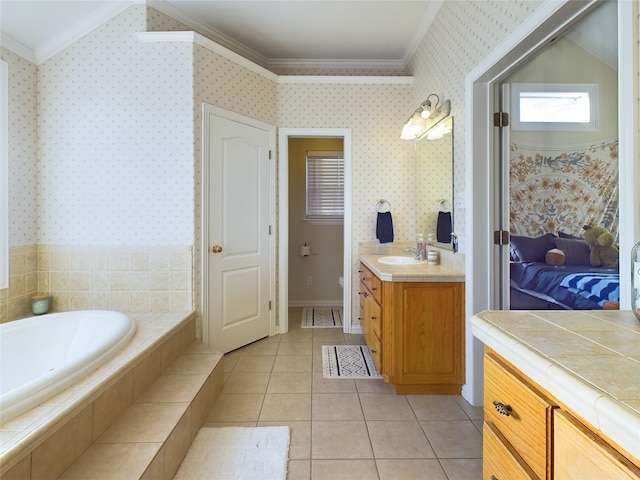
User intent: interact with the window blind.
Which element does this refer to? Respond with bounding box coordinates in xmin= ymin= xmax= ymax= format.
xmin=306 ymin=151 xmax=344 ymax=218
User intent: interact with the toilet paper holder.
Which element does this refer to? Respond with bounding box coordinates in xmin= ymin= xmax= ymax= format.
xmin=300 ymin=243 xmax=311 ymax=257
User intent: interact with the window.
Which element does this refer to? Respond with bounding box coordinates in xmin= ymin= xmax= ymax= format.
xmin=511 ymin=83 xmax=599 ymax=131
xmin=306 ymin=151 xmax=344 ymax=223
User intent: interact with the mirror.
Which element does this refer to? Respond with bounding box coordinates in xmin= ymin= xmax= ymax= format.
xmin=415 ymin=117 xmax=454 ymax=251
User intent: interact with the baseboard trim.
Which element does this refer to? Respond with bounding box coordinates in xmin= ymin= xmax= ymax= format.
xmin=288 ymin=300 xmax=343 ymax=308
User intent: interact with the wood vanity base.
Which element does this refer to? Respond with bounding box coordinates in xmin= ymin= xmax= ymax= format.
xmin=359 ymin=262 xmax=465 ymax=394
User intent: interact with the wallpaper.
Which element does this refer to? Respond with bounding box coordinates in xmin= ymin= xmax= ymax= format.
xmin=37 ymin=5 xmax=194 ymax=246
xmin=1 ymin=47 xmax=38 ymax=246
xmin=408 ymin=0 xmax=545 ymax=240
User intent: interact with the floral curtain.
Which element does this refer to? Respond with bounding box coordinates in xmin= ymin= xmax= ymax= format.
xmin=509 ymin=138 xmax=619 ymax=240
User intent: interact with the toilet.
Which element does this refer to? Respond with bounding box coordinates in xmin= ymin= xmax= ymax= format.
xmin=338 ymin=276 xmax=344 ymax=288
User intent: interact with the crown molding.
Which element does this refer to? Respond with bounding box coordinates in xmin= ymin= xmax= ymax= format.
xmin=0 ymin=34 xmax=37 ymax=64
xmin=266 ymin=57 xmax=407 ymax=71
xmin=137 ymin=32 xmax=413 ymax=85
xmin=148 ymin=0 xmax=270 ymax=68
xmin=402 ymin=0 xmax=444 ymax=66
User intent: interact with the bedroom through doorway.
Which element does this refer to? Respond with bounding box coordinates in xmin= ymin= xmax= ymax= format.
xmin=495 ymin=0 xmax=620 ymax=311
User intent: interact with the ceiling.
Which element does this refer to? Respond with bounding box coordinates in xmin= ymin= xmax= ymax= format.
xmin=0 ymin=0 xmax=443 ymax=70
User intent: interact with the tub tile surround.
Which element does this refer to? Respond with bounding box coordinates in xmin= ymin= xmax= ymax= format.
xmin=0 ymin=245 xmax=193 ymax=323
xmin=0 ymin=311 xmax=224 ymax=479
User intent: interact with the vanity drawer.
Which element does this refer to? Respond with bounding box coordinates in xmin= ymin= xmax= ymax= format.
xmin=369 ymin=299 xmax=382 ymax=339
xmin=484 ymin=352 xmax=554 ymax=479
xmin=370 ymin=329 xmax=382 ymax=374
xmin=359 ymin=263 xmax=382 ymax=303
xmin=483 ymin=422 xmax=536 ymax=480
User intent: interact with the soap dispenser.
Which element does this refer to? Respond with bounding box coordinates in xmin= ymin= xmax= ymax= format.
xmin=417 ymin=234 xmax=426 ymax=260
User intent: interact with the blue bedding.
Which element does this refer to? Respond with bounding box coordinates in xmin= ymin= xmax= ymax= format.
xmin=510 ymin=262 xmax=619 ymax=310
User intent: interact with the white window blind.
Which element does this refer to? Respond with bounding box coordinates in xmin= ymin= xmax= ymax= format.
xmin=306 ymin=151 xmax=344 ymax=219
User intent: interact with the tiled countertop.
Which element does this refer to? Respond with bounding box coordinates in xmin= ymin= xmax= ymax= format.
xmin=471 ymin=310 xmax=640 ymax=460
xmin=359 ymin=254 xmax=465 ymax=282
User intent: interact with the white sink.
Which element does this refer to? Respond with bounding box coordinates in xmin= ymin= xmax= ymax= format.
xmin=377 ymin=256 xmax=426 ymax=265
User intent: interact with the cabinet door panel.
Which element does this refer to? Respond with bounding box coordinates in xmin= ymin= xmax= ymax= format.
xmin=554 ymin=410 xmax=640 ymax=479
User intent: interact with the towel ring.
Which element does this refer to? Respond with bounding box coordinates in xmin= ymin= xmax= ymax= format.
xmin=438 ymin=200 xmax=451 ymax=212
xmin=376 ymin=199 xmax=392 ymax=213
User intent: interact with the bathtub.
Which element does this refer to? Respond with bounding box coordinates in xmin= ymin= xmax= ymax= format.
xmin=0 ymin=310 xmax=136 ymax=424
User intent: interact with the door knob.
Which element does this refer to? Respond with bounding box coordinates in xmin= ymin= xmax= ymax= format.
xmin=211 ymin=245 xmax=223 ymax=253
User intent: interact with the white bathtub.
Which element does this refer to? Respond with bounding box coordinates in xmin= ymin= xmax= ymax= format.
xmin=0 ymin=310 xmax=136 ymax=424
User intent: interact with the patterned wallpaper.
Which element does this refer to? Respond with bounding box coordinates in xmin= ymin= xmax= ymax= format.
xmin=37 ymin=5 xmax=194 ymax=245
xmin=1 ymin=47 xmax=38 ymax=246
xmin=408 ymin=0 xmax=545 ymax=240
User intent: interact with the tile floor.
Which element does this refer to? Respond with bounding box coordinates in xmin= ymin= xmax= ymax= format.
xmin=203 ymin=308 xmax=484 ymax=480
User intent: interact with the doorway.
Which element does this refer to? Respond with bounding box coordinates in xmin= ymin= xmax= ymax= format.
xmin=278 ymin=128 xmax=353 ymax=335
xmin=465 ymin=0 xmax=636 ymax=406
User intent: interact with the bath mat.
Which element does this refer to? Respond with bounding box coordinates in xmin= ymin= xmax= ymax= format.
xmin=322 ymin=345 xmax=382 ymax=379
xmin=301 ymin=307 xmax=343 ymax=328
xmin=174 ymin=426 xmax=289 ymax=480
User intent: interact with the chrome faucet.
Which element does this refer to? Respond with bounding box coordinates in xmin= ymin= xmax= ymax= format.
xmin=403 ymin=248 xmax=424 ymax=261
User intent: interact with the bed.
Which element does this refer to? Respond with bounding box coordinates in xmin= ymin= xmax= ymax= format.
xmin=508 ymin=139 xmax=619 ymax=310
xmin=509 ymin=233 xmax=620 ymax=310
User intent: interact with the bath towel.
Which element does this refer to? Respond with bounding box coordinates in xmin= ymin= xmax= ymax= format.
xmin=376 ymin=211 xmax=394 ymax=244
xmin=436 ymin=211 xmax=452 ymax=243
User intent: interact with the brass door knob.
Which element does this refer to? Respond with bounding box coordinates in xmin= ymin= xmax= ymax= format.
xmin=211 ymin=245 xmax=223 ymax=253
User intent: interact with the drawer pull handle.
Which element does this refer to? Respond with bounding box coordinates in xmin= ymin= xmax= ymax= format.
xmin=363 ymin=292 xmax=369 ymax=298
xmin=492 ymin=401 xmax=512 ymax=416
xmin=491 ymin=476 xmax=498 ymax=480
xmin=372 ymin=287 xmax=378 ymax=291
xmin=371 ymin=316 xmax=377 ymax=320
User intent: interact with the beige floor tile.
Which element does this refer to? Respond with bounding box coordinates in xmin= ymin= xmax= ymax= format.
xmin=367 ymin=421 xmax=435 ymax=459
xmin=267 ymin=372 xmax=312 ymax=393
xmin=287 ymin=459 xmax=311 ymax=480
xmin=360 ymin=393 xmax=416 ymax=421
xmin=222 ymin=371 xmax=271 ymax=394
xmin=223 ymin=351 xmax=240 ymax=372
xmin=312 ymin=393 xmax=363 ymax=420
xmin=355 ymin=378 xmax=395 ymax=393
xmin=259 ymin=420 xmax=311 ymax=460
xmin=280 ymin=329 xmax=313 ymax=343
xmin=312 ymin=372 xmax=357 ymax=393
xmin=259 ymin=393 xmax=311 ymax=421
xmin=439 ymin=458 xmax=484 ymax=479
xmin=455 ymin=395 xmax=484 ymax=421
xmin=311 ymin=459 xmax=379 ymax=479
xmin=232 ymin=355 xmax=275 ymax=372
xmin=376 ymin=459 xmax=448 ymax=480
xmin=420 ymin=420 xmax=483 ymax=458
xmin=273 ymin=355 xmax=312 ymax=372
xmin=311 ymin=420 xmax=373 ymax=459
xmin=206 ymin=393 xmax=264 ymax=423
xmin=277 ymin=341 xmax=314 ymax=356
xmin=344 ymin=333 xmax=366 ymax=344
xmin=237 ymin=338 xmax=280 ymax=356
xmin=406 ymin=394 xmax=469 ymax=421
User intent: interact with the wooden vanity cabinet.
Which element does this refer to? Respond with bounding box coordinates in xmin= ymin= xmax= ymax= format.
xmin=483 ymin=348 xmax=640 ymax=480
xmin=359 ymin=262 xmax=465 ymax=394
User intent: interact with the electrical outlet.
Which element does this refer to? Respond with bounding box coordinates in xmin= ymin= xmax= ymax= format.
xmin=306 ymin=276 xmax=313 ymax=285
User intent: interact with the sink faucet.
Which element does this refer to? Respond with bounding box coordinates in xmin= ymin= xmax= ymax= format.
xmin=403 ymin=248 xmax=424 ymax=261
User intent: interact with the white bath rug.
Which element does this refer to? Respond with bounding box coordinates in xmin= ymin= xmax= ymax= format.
xmin=301 ymin=307 xmax=343 ymax=328
xmin=322 ymin=345 xmax=382 ymax=379
xmin=174 ymin=426 xmax=289 ymax=480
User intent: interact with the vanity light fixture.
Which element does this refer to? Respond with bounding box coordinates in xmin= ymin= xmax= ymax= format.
xmin=401 ymin=94 xmax=451 ymax=141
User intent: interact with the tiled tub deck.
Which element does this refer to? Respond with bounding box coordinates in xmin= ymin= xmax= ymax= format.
xmin=0 ymin=311 xmax=224 ymax=479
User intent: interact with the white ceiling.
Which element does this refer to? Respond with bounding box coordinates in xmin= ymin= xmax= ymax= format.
xmin=0 ymin=0 xmax=443 ymax=69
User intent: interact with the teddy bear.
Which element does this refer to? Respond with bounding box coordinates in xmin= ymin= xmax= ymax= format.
xmin=583 ymin=225 xmax=619 ymax=268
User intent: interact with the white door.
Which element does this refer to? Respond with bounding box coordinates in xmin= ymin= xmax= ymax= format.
xmin=204 ymin=106 xmax=273 ymax=353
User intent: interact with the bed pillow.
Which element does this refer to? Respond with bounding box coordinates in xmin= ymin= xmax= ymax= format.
xmin=509 ymin=233 xmax=557 ymax=263
xmin=555 ymin=237 xmax=591 ymax=265
xmin=558 ymin=231 xmax=583 ymax=240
